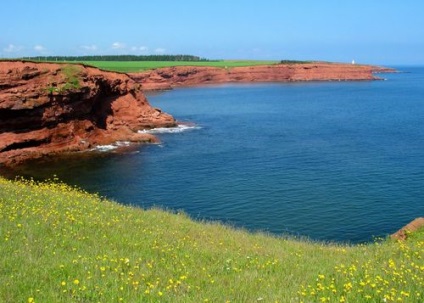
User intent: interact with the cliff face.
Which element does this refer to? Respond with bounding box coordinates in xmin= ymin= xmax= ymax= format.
xmin=0 ymin=61 xmax=389 ymax=166
xmin=0 ymin=61 xmax=175 ymax=166
xmin=131 ymin=62 xmax=382 ymax=91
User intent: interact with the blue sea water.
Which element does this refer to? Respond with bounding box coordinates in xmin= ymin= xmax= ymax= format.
xmin=5 ymin=66 xmax=424 ymax=243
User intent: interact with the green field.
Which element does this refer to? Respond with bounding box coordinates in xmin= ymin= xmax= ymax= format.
xmin=1 ymin=177 xmax=423 ymax=302
xmin=77 ymin=60 xmax=279 ymax=73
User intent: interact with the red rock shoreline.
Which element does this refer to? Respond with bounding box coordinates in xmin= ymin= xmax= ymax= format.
xmin=0 ymin=61 xmax=175 ymax=166
xmin=130 ymin=62 xmax=392 ymax=91
xmin=0 ymin=61 xmax=393 ymax=166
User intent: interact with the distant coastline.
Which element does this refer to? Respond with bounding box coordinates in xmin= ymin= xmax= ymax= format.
xmin=129 ymin=62 xmax=395 ymax=91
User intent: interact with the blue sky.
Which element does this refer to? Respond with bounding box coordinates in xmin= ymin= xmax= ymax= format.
xmin=1 ymin=0 xmax=423 ymax=65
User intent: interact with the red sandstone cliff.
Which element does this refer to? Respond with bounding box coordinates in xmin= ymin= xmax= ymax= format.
xmin=131 ymin=62 xmax=386 ymax=91
xmin=0 ymin=61 xmax=392 ymax=166
xmin=0 ymin=61 xmax=175 ymax=166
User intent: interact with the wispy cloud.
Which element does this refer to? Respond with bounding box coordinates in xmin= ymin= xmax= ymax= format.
xmin=34 ymin=45 xmax=47 ymax=53
xmin=130 ymin=46 xmax=148 ymax=52
xmin=3 ymin=44 xmax=23 ymax=53
xmin=155 ymin=48 xmax=166 ymax=54
xmin=111 ymin=42 xmax=126 ymax=49
xmin=80 ymin=45 xmax=98 ymax=51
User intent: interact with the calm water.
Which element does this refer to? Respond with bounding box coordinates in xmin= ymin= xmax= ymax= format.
xmin=4 ymin=67 xmax=424 ymax=243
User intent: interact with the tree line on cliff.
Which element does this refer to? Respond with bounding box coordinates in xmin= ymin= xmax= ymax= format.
xmin=19 ymin=55 xmax=211 ymax=62
xmin=280 ymin=60 xmax=311 ymax=64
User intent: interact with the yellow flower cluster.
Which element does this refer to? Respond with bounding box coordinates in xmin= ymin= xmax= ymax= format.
xmin=299 ymin=239 xmax=424 ymax=302
xmin=1 ymin=178 xmax=280 ymax=302
xmin=1 ymin=177 xmax=423 ymax=302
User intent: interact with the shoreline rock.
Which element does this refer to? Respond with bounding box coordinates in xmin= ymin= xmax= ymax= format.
xmin=0 ymin=61 xmax=176 ymax=166
xmin=391 ymin=217 xmax=424 ymax=241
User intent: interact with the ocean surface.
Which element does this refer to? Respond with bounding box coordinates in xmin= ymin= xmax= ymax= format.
xmin=4 ymin=66 xmax=424 ymax=243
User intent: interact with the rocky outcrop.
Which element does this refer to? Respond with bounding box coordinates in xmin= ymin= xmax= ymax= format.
xmin=0 ymin=61 xmax=393 ymax=166
xmin=0 ymin=61 xmax=175 ymax=166
xmin=131 ymin=62 xmax=387 ymax=91
xmin=391 ymin=217 xmax=424 ymax=241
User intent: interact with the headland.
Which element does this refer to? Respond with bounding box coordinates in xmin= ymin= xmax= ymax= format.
xmin=0 ymin=60 xmax=393 ymax=165
xmin=0 ymin=61 xmax=175 ymax=166
xmin=130 ymin=62 xmax=392 ymax=91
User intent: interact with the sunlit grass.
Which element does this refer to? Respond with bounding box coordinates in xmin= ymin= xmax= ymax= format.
xmin=0 ymin=177 xmax=423 ymax=302
xmin=74 ymin=60 xmax=280 ymax=73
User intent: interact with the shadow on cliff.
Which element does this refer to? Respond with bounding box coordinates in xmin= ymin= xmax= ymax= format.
xmin=89 ymin=79 xmax=118 ymax=130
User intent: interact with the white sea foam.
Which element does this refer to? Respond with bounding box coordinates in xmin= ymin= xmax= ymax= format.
xmin=91 ymin=125 xmax=199 ymax=152
xmin=94 ymin=144 xmax=117 ymax=152
xmin=138 ymin=124 xmax=201 ymax=134
xmin=91 ymin=141 xmax=131 ymax=152
xmin=115 ymin=141 xmax=131 ymax=147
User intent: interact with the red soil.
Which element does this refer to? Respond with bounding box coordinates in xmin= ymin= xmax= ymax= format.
xmin=391 ymin=217 xmax=424 ymax=241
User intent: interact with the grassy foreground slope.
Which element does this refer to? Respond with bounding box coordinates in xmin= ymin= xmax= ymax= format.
xmin=79 ymin=60 xmax=279 ymax=73
xmin=0 ymin=178 xmax=423 ymax=303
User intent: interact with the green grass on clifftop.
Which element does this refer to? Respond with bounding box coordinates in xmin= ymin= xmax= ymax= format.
xmin=76 ymin=60 xmax=280 ymax=73
xmin=0 ymin=177 xmax=423 ymax=302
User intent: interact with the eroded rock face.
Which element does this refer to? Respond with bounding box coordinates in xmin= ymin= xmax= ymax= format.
xmin=131 ymin=63 xmax=383 ymax=91
xmin=0 ymin=61 xmax=175 ymax=166
xmin=391 ymin=217 xmax=424 ymax=241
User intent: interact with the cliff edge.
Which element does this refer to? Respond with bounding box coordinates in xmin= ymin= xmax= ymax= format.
xmin=131 ymin=62 xmax=387 ymax=91
xmin=391 ymin=217 xmax=424 ymax=241
xmin=0 ymin=61 xmax=175 ymax=166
